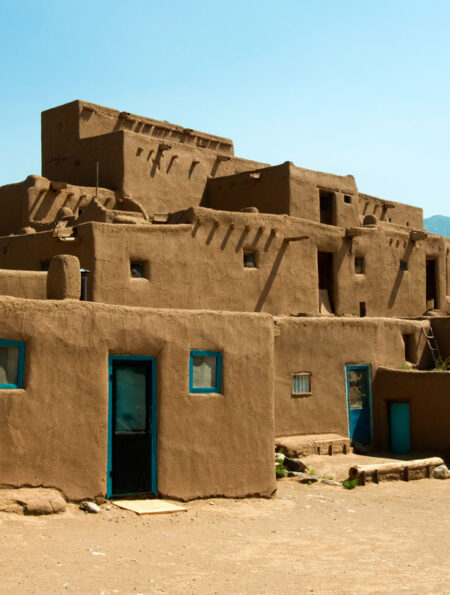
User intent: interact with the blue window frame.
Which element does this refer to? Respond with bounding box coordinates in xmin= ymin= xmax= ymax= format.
xmin=189 ymin=350 xmax=222 ymax=394
xmin=0 ymin=339 xmax=26 ymax=389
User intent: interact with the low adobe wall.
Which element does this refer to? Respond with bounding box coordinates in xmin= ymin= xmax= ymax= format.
xmin=373 ymin=367 xmax=450 ymax=452
xmin=0 ymin=297 xmax=275 ymax=501
xmin=0 ymin=270 xmax=47 ymax=299
xmin=273 ymin=317 xmax=430 ymax=438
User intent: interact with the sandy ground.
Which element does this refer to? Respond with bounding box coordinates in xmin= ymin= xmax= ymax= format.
xmin=1 ymin=455 xmax=449 ymax=595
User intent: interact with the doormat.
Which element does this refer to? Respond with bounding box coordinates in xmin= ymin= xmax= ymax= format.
xmin=112 ymin=499 xmax=187 ymax=515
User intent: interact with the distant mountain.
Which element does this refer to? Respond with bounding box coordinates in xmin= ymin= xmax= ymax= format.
xmin=424 ymin=215 xmax=450 ymax=238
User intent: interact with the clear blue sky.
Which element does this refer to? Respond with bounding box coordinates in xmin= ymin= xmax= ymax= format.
xmin=0 ymin=0 xmax=449 ymax=217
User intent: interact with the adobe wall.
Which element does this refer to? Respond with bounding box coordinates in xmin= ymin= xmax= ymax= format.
xmin=42 ymin=100 xmax=267 ymax=215
xmin=273 ymin=317 xmax=430 ymax=438
xmin=0 ymin=270 xmax=46 ymax=299
xmin=0 ymin=297 xmax=276 ymax=501
xmin=0 ymin=210 xmax=446 ymax=318
xmin=373 ymin=368 xmax=450 ymax=452
xmin=359 ymin=193 xmax=423 ymax=229
xmin=0 ymin=174 xmax=119 ymax=236
xmin=0 ymin=225 xmax=94 ymax=269
xmin=205 ymin=162 xmax=360 ymax=227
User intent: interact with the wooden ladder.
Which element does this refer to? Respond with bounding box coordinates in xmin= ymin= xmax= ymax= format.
xmin=422 ymin=326 xmax=442 ymax=365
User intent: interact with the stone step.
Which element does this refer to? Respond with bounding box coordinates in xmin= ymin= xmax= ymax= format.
xmin=275 ymin=433 xmax=352 ymax=457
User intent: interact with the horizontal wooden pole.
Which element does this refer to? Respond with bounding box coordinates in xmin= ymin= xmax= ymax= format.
xmin=349 ymin=457 xmax=444 ymax=480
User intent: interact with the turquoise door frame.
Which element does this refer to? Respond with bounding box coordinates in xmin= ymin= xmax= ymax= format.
xmin=390 ymin=402 xmax=410 ymax=454
xmin=107 ymin=355 xmax=157 ymax=498
xmin=345 ymin=364 xmax=372 ymax=445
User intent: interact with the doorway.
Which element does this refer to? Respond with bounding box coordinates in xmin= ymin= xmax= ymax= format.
xmin=426 ymin=259 xmax=438 ymax=309
xmin=345 ymin=364 xmax=372 ymax=444
xmin=107 ymin=355 xmax=157 ymax=498
xmin=318 ymin=251 xmax=335 ymax=313
xmin=319 ymin=190 xmax=335 ymax=225
xmin=389 ymin=402 xmax=410 ymax=454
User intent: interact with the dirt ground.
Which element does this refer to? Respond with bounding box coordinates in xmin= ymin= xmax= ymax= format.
xmin=1 ymin=454 xmax=449 ymax=595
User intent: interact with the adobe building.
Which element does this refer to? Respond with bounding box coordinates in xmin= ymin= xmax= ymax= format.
xmin=0 ymin=100 xmax=448 ymax=501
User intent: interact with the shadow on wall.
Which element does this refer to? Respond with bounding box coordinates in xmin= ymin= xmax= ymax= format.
xmin=190 ymin=217 xmax=290 ymax=312
xmin=388 ymin=240 xmax=415 ymax=309
xmin=255 ymin=242 xmax=289 ymax=312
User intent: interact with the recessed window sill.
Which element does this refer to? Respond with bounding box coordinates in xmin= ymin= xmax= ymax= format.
xmin=0 ymin=387 xmax=25 ymax=392
xmin=291 ymin=392 xmax=312 ymax=398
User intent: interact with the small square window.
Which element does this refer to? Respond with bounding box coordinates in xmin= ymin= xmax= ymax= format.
xmin=40 ymin=260 xmax=50 ymax=271
xmin=292 ymin=373 xmax=311 ymax=396
xmin=344 ymin=195 xmax=352 ymax=204
xmin=243 ymin=250 xmax=257 ymax=268
xmin=354 ymin=257 xmax=365 ymax=275
xmin=0 ymin=339 xmax=25 ymax=389
xmin=130 ymin=261 xmax=148 ymax=278
xmin=400 ymin=260 xmax=408 ymax=271
xmin=189 ymin=350 xmax=222 ymax=394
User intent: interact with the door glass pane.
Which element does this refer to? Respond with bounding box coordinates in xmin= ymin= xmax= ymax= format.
xmin=115 ymin=364 xmax=147 ymax=432
xmin=0 ymin=346 xmax=19 ymax=385
xmin=192 ymin=356 xmax=216 ymax=389
xmin=348 ymin=369 xmax=368 ymax=410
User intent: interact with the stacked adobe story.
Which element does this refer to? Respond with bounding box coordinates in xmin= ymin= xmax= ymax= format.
xmin=0 ymin=100 xmax=448 ymax=501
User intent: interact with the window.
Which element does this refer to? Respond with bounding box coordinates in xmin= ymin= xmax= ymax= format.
xmin=359 ymin=302 xmax=367 ymax=317
xmin=40 ymin=260 xmax=50 ymax=271
xmin=80 ymin=268 xmax=90 ymax=301
xmin=130 ymin=261 xmax=148 ymax=279
xmin=344 ymin=195 xmax=352 ymax=204
xmin=292 ymin=373 xmax=311 ymax=396
xmin=243 ymin=250 xmax=257 ymax=268
xmin=400 ymin=260 xmax=408 ymax=271
xmin=0 ymin=339 xmax=25 ymax=389
xmin=354 ymin=257 xmax=365 ymax=275
xmin=189 ymin=350 xmax=222 ymax=394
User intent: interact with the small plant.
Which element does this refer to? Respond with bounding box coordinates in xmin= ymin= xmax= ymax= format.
xmin=275 ymin=451 xmax=287 ymax=478
xmin=308 ymin=467 xmax=316 ymax=476
xmin=398 ymin=361 xmax=412 ymax=370
xmin=275 ymin=464 xmax=287 ymax=479
xmin=433 ymin=356 xmax=450 ymax=371
xmin=324 ymin=475 xmax=334 ymax=481
xmin=342 ymin=478 xmax=359 ymax=490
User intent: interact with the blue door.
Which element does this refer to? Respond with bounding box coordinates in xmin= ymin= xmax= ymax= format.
xmin=390 ymin=402 xmax=410 ymax=454
xmin=107 ymin=356 xmax=157 ymax=498
xmin=346 ymin=365 xmax=372 ymax=444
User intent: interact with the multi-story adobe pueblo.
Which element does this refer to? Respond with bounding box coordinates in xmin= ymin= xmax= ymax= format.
xmin=0 ymin=100 xmax=449 ymax=501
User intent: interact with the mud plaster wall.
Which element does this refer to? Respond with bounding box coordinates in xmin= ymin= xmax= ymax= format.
xmin=0 ymin=226 xmax=95 ymax=298
xmin=0 ymin=212 xmax=445 ymax=318
xmin=205 ymin=163 xmax=359 ymax=227
xmin=0 ymin=297 xmax=275 ymax=501
xmin=373 ymin=368 xmax=450 ymax=452
xmin=42 ymin=101 xmax=267 ymax=215
xmin=90 ymin=213 xmax=446 ymax=318
xmin=358 ymin=194 xmax=423 ymax=229
xmin=273 ymin=317 xmax=430 ymax=438
xmin=0 ymin=270 xmax=46 ymax=299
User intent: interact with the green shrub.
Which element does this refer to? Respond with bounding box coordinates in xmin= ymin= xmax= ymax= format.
xmin=275 ymin=464 xmax=287 ymax=479
xmin=434 ymin=356 xmax=450 ymax=371
xmin=342 ymin=478 xmax=359 ymax=490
